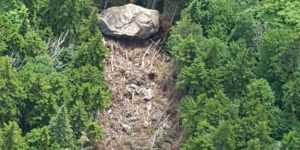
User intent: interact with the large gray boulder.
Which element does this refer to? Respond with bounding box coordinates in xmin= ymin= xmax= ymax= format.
xmin=100 ymin=4 xmax=160 ymax=39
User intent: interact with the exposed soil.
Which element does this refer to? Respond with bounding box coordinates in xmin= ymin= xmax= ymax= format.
xmin=96 ymin=36 xmax=184 ymax=150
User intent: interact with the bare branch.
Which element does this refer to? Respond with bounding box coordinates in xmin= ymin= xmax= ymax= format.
xmin=10 ymin=51 xmax=26 ymax=70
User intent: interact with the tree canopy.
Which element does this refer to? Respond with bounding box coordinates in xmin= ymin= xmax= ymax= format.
xmin=0 ymin=0 xmax=110 ymax=149
xmin=168 ymin=0 xmax=300 ymax=149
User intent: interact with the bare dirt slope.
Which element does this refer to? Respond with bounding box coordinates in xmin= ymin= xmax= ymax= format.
xmin=96 ymin=36 xmax=183 ymax=150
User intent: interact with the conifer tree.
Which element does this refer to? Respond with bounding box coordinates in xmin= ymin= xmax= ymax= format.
xmin=282 ymin=130 xmax=300 ymax=150
xmin=0 ymin=56 xmax=25 ymax=124
xmin=69 ymin=101 xmax=89 ymax=139
xmin=49 ymin=105 xmax=75 ymax=148
xmin=283 ymin=72 xmax=300 ymax=119
xmin=246 ymin=139 xmax=262 ymax=150
xmin=1 ymin=121 xmax=28 ymax=150
xmin=181 ymin=120 xmax=215 ymax=150
xmin=25 ymin=126 xmax=50 ymax=150
xmin=213 ymin=123 xmax=235 ymax=150
xmin=18 ymin=56 xmax=58 ymax=130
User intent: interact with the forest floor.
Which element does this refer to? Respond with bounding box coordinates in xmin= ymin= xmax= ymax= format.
xmin=96 ymin=36 xmax=184 ymax=150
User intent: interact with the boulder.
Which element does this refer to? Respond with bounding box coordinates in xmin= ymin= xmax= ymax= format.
xmin=100 ymin=4 xmax=160 ymax=39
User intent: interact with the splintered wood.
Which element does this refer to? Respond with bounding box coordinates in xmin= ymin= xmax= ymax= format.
xmin=97 ymin=37 xmax=183 ymax=150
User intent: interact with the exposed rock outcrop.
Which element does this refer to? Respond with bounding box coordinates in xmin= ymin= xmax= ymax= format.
xmin=100 ymin=4 xmax=160 ymax=39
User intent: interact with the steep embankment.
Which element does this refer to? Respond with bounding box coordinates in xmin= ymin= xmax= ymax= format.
xmin=97 ymin=36 xmax=183 ymax=150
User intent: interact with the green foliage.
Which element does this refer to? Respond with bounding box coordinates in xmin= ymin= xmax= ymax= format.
xmin=181 ymin=120 xmax=215 ymax=150
xmin=167 ymin=16 xmax=204 ymax=65
xmin=86 ymin=121 xmax=103 ymax=140
xmin=223 ymin=41 xmax=256 ymax=97
xmin=0 ymin=130 xmax=2 ymax=148
xmin=176 ymin=60 xmax=222 ymax=96
xmin=174 ymin=0 xmax=300 ymax=148
xmin=25 ymin=126 xmax=50 ymax=150
xmin=0 ymin=0 xmax=33 ymax=57
xmin=213 ymin=123 xmax=235 ymax=150
xmin=246 ymin=139 xmax=262 ymax=150
xmin=183 ymin=0 xmax=241 ymax=37
xmin=18 ymin=56 xmax=58 ymax=130
xmin=23 ymin=0 xmax=49 ymax=28
xmin=0 ymin=121 xmax=28 ymax=150
xmin=0 ymin=56 xmax=25 ymax=124
xmin=281 ymin=130 xmax=300 ymax=150
xmin=256 ymin=0 xmax=300 ymax=29
xmin=243 ymin=79 xmax=275 ymax=107
xmin=69 ymin=101 xmax=89 ymax=139
xmin=49 ymin=105 xmax=75 ymax=149
xmin=258 ymin=28 xmax=300 ymax=96
xmin=68 ymin=65 xmax=110 ymax=115
xmin=173 ymin=37 xmax=227 ymax=95
xmin=0 ymin=0 xmax=109 ymax=148
xmin=283 ymin=72 xmax=300 ymax=118
xmin=22 ymin=31 xmax=47 ymax=57
xmin=73 ymin=32 xmax=107 ymax=68
xmin=45 ymin=0 xmax=96 ymax=36
xmin=180 ymin=92 xmax=229 ymax=130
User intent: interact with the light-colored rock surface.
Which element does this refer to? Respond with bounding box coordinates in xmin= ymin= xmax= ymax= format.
xmin=100 ymin=4 xmax=160 ymax=39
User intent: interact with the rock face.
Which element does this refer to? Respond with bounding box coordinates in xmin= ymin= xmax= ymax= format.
xmin=100 ymin=4 xmax=160 ymax=39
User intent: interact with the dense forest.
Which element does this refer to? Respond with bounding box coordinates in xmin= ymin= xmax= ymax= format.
xmin=0 ymin=0 xmax=110 ymax=149
xmin=168 ymin=0 xmax=300 ymax=149
xmin=1 ymin=0 xmax=300 ymax=149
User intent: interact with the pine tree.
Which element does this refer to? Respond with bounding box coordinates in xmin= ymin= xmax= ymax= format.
xmin=86 ymin=121 xmax=103 ymax=140
xmin=257 ymin=28 xmax=300 ymax=95
xmin=167 ymin=16 xmax=204 ymax=65
xmin=69 ymin=101 xmax=89 ymax=139
xmin=213 ymin=123 xmax=235 ymax=150
xmin=18 ymin=56 xmax=58 ymax=130
xmin=281 ymin=130 xmax=300 ymax=150
xmin=67 ymin=65 xmax=110 ymax=115
xmin=0 ymin=56 xmax=25 ymax=124
xmin=283 ymin=72 xmax=300 ymax=119
xmin=181 ymin=120 xmax=216 ymax=150
xmin=0 ymin=129 xmax=3 ymax=148
xmin=49 ymin=105 xmax=75 ymax=148
xmin=246 ymin=139 xmax=262 ymax=150
xmin=25 ymin=126 xmax=50 ymax=150
xmin=223 ymin=41 xmax=255 ymax=98
xmin=0 ymin=121 xmax=28 ymax=150
xmin=72 ymin=7 xmax=108 ymax=69
xmin=234 ymin=79 xmax=274 ymax=149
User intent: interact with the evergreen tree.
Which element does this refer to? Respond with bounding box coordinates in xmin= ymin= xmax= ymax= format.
xmin=49 ymin=105 xmax=75 ymax=148
xmin=0 ymin=121 xmax=28 ymax=150
xmin=234 ymin=79 xmax=274 ymax=149
xmin=181 ymin=120 xmax=215 ymax=150
xmin=283 ymin=72 xmax=300 ymax=118
xmin=18 ymin=56 xmax=58 ymax=130
xmin=86 ymin=121 xmax=103 ymax=140
xmin=223 ymin=41 xmax=255 ymax=98
xmin=167 ymin=16 xmax=204 ymax=65
xmin=258 ymin=28 xmax=300 ymax=96
xmin=0 ymin=56 xmax=25 ymax=124
xmin=25 ymin=126 xmax=50 ymax=150
xmin=170 ymin=0 xmax=300 ymax=149
xmin=180 ymin=92 xmax=229 ymax=130
xmin=69 ymin=101 xmax=89 ymax=139
xmin=282 ymin=130 xmax=300 ymax=150
xmin=0 ymin=129 xmax=3 ymax=148
xmin=246 ymin=139 xmax=262 ymax=150
xmin=68 ymin=65 xmax=110 ymax=115
xmin=45 ymin=0 xmax=96 ymax=36
xmin=213 ymin=123 xmax=235 ymax=150
xmin=73 ymin=10 xmax=108 ymax=69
